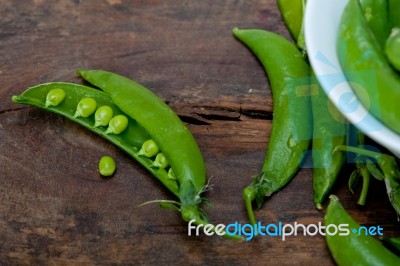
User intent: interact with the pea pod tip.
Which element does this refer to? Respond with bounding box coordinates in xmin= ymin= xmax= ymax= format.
xmin=328 ymin=194 xmax=339 ymax=202
xmin=315 ymin=202 xmax=323 ymax=211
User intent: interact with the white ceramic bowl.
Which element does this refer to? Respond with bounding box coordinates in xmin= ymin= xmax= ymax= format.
xmin=304 ymin=0 xmax=400 ymax=156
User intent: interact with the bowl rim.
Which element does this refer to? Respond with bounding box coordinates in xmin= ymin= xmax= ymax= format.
xmin=304 ymin=0 xmax=400 ymax=156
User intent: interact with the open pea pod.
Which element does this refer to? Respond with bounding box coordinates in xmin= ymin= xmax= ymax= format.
xmin=75 ymin=70 xmax=207 ymax=222
xmin=13 ymin=73 xmax=240 ymax=239
xmin=12 ymin=82 xmax=179 ymax=196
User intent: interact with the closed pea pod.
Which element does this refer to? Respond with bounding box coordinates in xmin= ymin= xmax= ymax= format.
xmin=389 ymin=0 xmax=400 ymax=29
xmin=277 ymin=0 xmax=305 ymax=42
xmin=232 ymin=28 xmax=312 ymax=226
xmin=359 ymin=0 xmax=390 ymax=49
xmin=381 ymin=236 xmax=400 ymax=253
xmin=325 ymin=195 xmax=400 ymax=265
xmin=277 ymin=0 xmax=307 ymax=52
xmin=278 ymin=0 xmax=348 ymax=209
xmin=311 ymin=79 xmax=347 ymax=210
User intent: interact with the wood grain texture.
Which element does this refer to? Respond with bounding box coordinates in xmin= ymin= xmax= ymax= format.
xmin=0 ymin=0 xmax=399 ymax=265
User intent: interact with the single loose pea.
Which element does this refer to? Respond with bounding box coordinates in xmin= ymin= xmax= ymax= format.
xmin=138 ymin=139 xmax=159 ymax=157
xmin=45 ymin=88 xmax=66 ymax=107
xmin=98 ymin=155 xmax=116 ymax=177
xmin=386 ymin=28 xmax=400 ymax=71
xmin=152 ymin=153 xmax=169 ymax=169
xmin=105 ymin=115 xmax=128 ymax=134
xmin=74 ymin=97 xmax=97 ymax=118
xmin=94 ymin=105 xmax=113 ymax=127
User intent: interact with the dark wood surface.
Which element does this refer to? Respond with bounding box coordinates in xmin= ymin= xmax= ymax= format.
xmin=1 ymin=0 xmax=399 ymax=265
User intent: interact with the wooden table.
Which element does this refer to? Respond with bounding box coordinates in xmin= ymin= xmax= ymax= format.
xmin=1 ymin=0 xmax=398 ymax=264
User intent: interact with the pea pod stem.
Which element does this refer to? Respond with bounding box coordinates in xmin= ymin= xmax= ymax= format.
xmin=233 ymin=28 xmax=312 ymax=228
xmin=347 ymin=127 xmax=371 ymax=206
xmin=243 ymin=185 xmax=258 ymax=227
xmin=335 ymin=145 xmax=400 ymax=217
xmin=356 ymin=162 xmax=371 ymax=206
xmin=325 ymin=195 xmax=400 ymax=265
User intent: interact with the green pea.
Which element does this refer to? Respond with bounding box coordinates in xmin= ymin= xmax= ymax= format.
xmin=138 ymin=139 xmax=159 ymax=157
xmin=167 ymin=168 xmax=176 ymax=180
xmin=94 ymin=105 xmax=113 ymax=127
xmin=152 ymin=153 xmax=169 ymax=169
xmin=105 ymin=115 xmax=128 ymax=134
xmin=45 ymin=88 xmax=66 ymax=107
xmin=74 ymin=97 xmax=97 ymax=118
xmin=98 ymin=155 xmax=116 ymax=177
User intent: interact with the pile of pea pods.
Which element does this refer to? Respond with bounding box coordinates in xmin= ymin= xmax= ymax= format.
xmin=233 ymin=0 xmax=400 ymax=264
xmin=10 ymin=0 xmax=400 ymax=264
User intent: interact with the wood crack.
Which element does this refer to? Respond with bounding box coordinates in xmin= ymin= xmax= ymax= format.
xmin=0 ymin=107 xmax=28 ymax=115
xmin=180 ymin=105 xmax=273 ymax=126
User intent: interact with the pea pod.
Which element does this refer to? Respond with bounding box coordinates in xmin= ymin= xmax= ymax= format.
xmin=359 ymin=0 xmax=390 ymax=49
xmin=325 ymin=195 xmax=400 ymax=265
xmin=278 ymin=0 xmax=347 ymax=209
xmin=337 ymin=0 xmax=400 ymax=134
xmin=12 ymin=82 xmax=179 ymax=196
xmin=13 ymin=72 xmax=243 ymax=240
xmin=312 ymin=80 xmax=347 ymax=210
xmin=277 ymin=0 xmax=305 ymax=42
xmin=295 ymin=0 xmax=307 ymax=53
xmin=277 ymin=0 xmax=307 ymax=53
xmin=76 ymin=69 xmax=210 ymax=224
xmin=389 ymin=0 xmax=400 ymax=29
xmin=381 ymin=236 xmax=400 ymax=253
xmin=232 ymin=28 xmax=312 ymax=227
